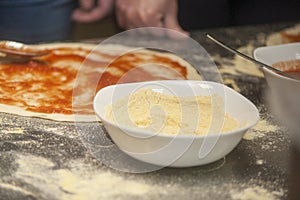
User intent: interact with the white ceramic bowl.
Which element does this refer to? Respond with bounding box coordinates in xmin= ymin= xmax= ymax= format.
xmin=254 ymin=43 xmax=300 ymax=134
xmin=93 ymin=80 xmax=259 ymax=167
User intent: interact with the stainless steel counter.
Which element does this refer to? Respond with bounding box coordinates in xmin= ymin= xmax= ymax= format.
xmin=1 ymin=22 xmax=299 ymax=200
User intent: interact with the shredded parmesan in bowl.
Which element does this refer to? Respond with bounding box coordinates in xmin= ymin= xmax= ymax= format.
xmin=105 ymin=89 xmax=239 ymax=136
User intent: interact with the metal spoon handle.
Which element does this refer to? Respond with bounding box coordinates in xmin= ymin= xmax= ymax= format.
xmin=205 ymin=33 xmax=289 ymax=77
xmin=0 ymin=41 xmax=49 ymax=58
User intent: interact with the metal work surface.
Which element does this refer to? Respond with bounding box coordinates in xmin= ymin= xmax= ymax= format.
xmin=0 ymin=23 xmax=298 ymax=200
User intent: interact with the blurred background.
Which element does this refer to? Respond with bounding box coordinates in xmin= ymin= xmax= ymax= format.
xmin=0 ymin=0 xmax=299 ymax=43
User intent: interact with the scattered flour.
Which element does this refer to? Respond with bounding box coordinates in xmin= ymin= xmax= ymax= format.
xmin=211 ymin=43 xmax=264 ymax=94
xmin=0 ymin=182 xmax=35 ymax=197
xmin=14 ymin=154 xmax=151 ymax=200
xmin=255 ymin=159 xmax=264 ymax=165
xmin=223 ymin=78 xmax=241 ymax=92
xmin=231 ymin=186 xmax=284 ymax=200
xmin=0 ymin=128 xmax=24 ymax=134
xmin=216 ymin=43 xmax=264 ymax=78
xmin=243 ymin=119 xmax=279 ymax=140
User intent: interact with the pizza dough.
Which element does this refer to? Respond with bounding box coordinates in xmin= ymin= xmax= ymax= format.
xmin=266 ymin=23 xmax=300 ymax=46
xmin=0 ymin=43 xmax=201 ymax=122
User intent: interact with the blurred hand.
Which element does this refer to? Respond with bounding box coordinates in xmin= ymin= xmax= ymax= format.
xmin=72 ymin=0 xmax=114 ymax=23
xmin=115 ymin=0 xmax=189 ymax=37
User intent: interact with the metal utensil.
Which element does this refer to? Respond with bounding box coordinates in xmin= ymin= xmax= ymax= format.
xmin=0 ymin=40 xmax=49 ymax=58
xmin=205 ymin=33 xmax=296 ymax=79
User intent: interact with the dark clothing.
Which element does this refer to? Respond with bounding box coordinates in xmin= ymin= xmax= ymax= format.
xmin=178 ymin=0 xmax=300 ymax=30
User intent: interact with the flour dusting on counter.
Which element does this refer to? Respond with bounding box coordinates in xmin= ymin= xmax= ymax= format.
xmin=1 ymin=127 xmax=24 ymax=134
xmin=231 ymin=186 xmax=283 ymax=200
xmin=14 ymin=154 xmax=151 ymax=200
xmin=243 ymin=119 xmax=280 ymax=140
xmin=216 ymin=43 xmax=264 ymax=78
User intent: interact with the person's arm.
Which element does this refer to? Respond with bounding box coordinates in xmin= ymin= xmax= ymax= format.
xmin=72 ymin=0 xmax=114 ymax=23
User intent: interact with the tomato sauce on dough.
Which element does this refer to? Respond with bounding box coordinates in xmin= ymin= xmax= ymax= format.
xmin=0 ymin=47 xmax=189 ymax=115
xmin=272 ymin=59 xmax=300 ymax=80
